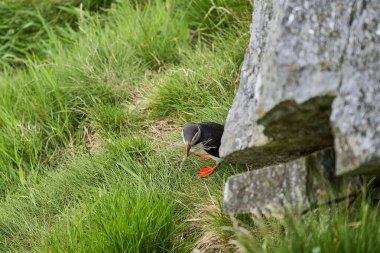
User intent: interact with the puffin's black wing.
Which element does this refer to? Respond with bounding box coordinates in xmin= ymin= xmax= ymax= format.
xmin=198 ymin=122 xmax=224 ymax=158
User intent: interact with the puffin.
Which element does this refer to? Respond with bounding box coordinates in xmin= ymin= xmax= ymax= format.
xmin=181 ymin=122 xmax=224 ymax=178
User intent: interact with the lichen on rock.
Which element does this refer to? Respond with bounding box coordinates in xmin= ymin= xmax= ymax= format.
xmin=222 ymin=0 xmax=379 ymax=215
xmin=220 ymin=0 xmax=356 ymax=166
xmin=224 ymin=149 xmax=361 ymax=215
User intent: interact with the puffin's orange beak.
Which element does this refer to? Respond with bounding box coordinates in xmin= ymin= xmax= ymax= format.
xmin=186 ymin=144 xmax=191 ymax=157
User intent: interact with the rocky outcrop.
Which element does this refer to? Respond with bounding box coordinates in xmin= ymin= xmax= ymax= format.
xmin=221 ymin=0 xmax=379 ymax=215
xmin=224 ymin=149 xmax=361 ymax=215
xmin=221 ymin=0 xmax=379 ymax=172
xmin=220 ymin=0 xmax=356 ymax=166
xmin=331 ymin=0 xmax=380 ymax=175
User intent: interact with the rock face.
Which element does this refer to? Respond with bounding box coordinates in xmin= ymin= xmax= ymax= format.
xmin=221 ymin=0 xmax=379 ymax=215
xmin=331 ymin=0 xmax=380 ymax=175
xmin=220 ymin=0 xmax=356 ymax=165
xmin=221 ymin=0 xmax=380 ymax=173
xmin=220 ymin=0 xmax=380 ymax=170
xmin=224 ymin=149 xmax=361 ymax=215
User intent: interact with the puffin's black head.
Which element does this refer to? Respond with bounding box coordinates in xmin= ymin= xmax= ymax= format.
xmin=182 ymin=123 xmax=201 ymax=156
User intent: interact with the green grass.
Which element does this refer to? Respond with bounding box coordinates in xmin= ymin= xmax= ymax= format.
xmin=228 ymin=195 xmax=380 ymax=253
xmin=0 ymin=0 xmax=251 ymax=251
xmin=0 ymin=134 xmax=242 ymax=251
xmin=1 ymin=0 xmax=379 ymax=252
xmin=45 ymin=187 xmax=181 ymax=252
xmin=114 ymin=1 xmax=190 ymax=68
xmin=176 ymin=0 xmax=252 ymax=42
xmin=0 ymin=0 xmax=115 ymax=69
xmin=147 ymin=29 xmax=247 ymax=123
xmin=0 ymin=0 xmax=195 ymax=195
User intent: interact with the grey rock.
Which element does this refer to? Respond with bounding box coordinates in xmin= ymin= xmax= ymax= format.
xmin=220 ymin=0 xmax=356 ymax=165
xmin=224 ymin=149 xmax=361 ymax=215
xmin=331 ymin=0 xmax=380 ymax=175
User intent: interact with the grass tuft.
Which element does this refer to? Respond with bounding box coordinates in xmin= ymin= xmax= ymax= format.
xmin=45 ymin=187 xmax=182 ymax=253
xmin=0 ymin=0 xmax=115 ymax=69
xmin=147 ymin=30 xmax=248 ymax=123
xmin=177 ymin=0 xmax=252 ymax=42
xmin=229 ymin=197 xmax=380 ymax=253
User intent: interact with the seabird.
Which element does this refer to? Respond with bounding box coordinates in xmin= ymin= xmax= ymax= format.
xmin=182 ymin=122 xmax=224 ymax=178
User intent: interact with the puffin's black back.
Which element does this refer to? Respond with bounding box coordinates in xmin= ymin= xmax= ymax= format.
xmin=197 ymin=122 xmax=224 ymax=157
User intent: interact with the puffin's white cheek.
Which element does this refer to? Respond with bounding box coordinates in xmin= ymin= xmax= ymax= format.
xmin=181 ymin=129 xmax=186 ymax=144
xmin=191 ymin=130 xmax=201 ymax=145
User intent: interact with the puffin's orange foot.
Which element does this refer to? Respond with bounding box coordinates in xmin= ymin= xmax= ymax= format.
xmin=197 ymin=154 xmax=211 ymax=161
xmin=198 ymin=165 xmax=215 ymax=178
